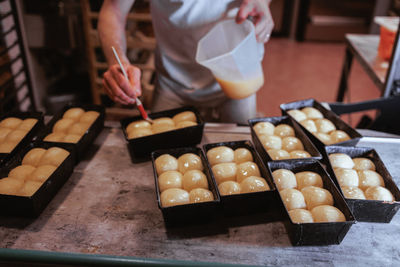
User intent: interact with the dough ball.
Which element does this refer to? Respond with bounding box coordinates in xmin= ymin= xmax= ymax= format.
xmin=176 ymin=121 xmax=197 ymax=129
xmin=38 ymin=147 xmax=70 ymax=167
xmin=79 ymin=111 xmax=100 ymax=124
xmin=206 ymin=146 xmax=234 ymax=166
xmin=234 ymin=148 xmax=253 ymax=164
xmin=330 ymin=130 xmax=351 ymax=144
xmin=314 ymin=132 xmax=333 ymax=145
xmin=17 ymin=118 xmax=38 ymax=131
xmin=253 ymin=121 xmax=275 ymax=136
xmin=267 ymin=149 xmax=290 ymax=161
xmin=182 ymin=170 xmax=208 ymax=192
xmin=178 ymin=153 xmax=203 ymax=174
xmin=289 ymin=150 xmax=311 ymax=159
xmin=152 ymin=117 xmax=175 ymax=127
xmin=29 ymin=165 xmax=57 ymax=183
xmin=272 ymin=169 xmax=297 ymax=190
xmin=282 ymin=136 xmax=304 ymax=152
xmin=365 ymin=186 xmax=394 ymax=201
xmin=311 ymin=205 xmax=346 ymax=223
xmin=0 ymin=117 xmax=22 ymax=129
xmin=314 ymin=118 xmax=336 ymax=134
xmin=301 ymin=107 xmax=324 ymax=119
xmin=301 ymin=186 xmax=334 ymax=210
xmin=160 ymin=188 xmax=189 ymax=207
xmin=358 ymin=170 xmax=385 ymax=190
xmin=295 ymin=171 xmax=323 ymax=190
xmin=17 ymin=180 xmax=42 ymax=197
xmin=280 ymin=188 xmax=306 ymax=211
xmin=22 ymin=148 xmax=46 ymax=166
xmin=334 ymin=168 xmax=359 ymax=188
xmin=172 ymin=111 xmax=197 ymax=125
xmin=341 ymin=186 xmax=366 ymax=200
xmin=352 ymin=158 xmax=376 ymax=171
xmin=288 ymin=208 xmax=314 ymax=223
xmin=158 ymin=170 xmax=182 ymax=192
xmin=63 ymin=107 xmax=85 ymax=121
xmin=0 ymin=128 xmax=12 ymax=143
xmin=329 ymin=153 xmax=354 ymax=169
xmin=0 ymin=177 xmax=24 ymax=195
xmin=53 ymin=118 xmax=75 ymax=133
xmin=126 ymin=120 xmax=151 ymax=133
xmin=63 ymin=134 xmax=81 ymax=143
xmin=259 ymin=135 xmax=282 ymax=150
xmin=0 ymin=142 xmax=17 ymax=153
xmin=8 ymin=165 xmax=36 ymax=181
xmin=218 ymin=181 xmax=241 ymax=196
xmin=127 ymin=128 xmax=153 ymax=139
xmin=5 ymin=129 xmax=27 ymax=143
xmin=44 ymin=132 xmax=65 ymax=142
xmin=212 ymin=162 xmax=237 ymax=185
xmin=68 ymin=122 xmax=91 ymax=136
xmin=189 ymin=188 xmax=214 ymax=203
xmin=240 ymin=176 xmax=270 ymax=193
xmin=236 ymin=161 xmax=261 ymax=183
xmin=300 ymin=119 xmax=317 ymax=133
xmin=155 ymin=154 xmax=178 ymax=175
xmin=274 ymin=124 xmax=295 ymax=138
xmin=152 ymin=123 xmax=175 ymax=134
xmin=287 ymin=109 xmax=307 ymax=122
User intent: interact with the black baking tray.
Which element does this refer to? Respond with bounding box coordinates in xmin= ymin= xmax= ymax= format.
xmin=151 ymin=146 xmax=220 ymax=227
xmin=280 ymin=99 xmax=362 ymax=149
xmin=267 ymin=160 xmax=355 ymax=246
xmin=122 ymin=106 xmax=204 ymax=163
xmin=0 ymin=142 xmax=75 ymax=217
xmin=248 ymin=116 xmax=322 ymax=163
xmin=0 ymin=111 xmax=44 ymax=166
xmin=323 ymin=145 xmax=400 ymax=223
xmin=38 ymin=104 xmax=105 ymax=163
xmin=203 ymin=140 xmax=281 ymax=218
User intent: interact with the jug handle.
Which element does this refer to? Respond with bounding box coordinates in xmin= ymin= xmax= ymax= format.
xmin=257 ymin=42 xmax=265 ymax=61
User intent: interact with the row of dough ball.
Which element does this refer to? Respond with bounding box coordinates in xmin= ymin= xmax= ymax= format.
xmin=44 ymin=108 xmax=100 ymax=143
xmin=287 ymin=107 xmax=351 ymax=145
xmin=206 ymin=146 xmax=270 ymax=195
xmin=0 ymin=147 xmax=70 ymax=197
xmin=0 ymin=117 xmax=38 ymax=153
xmin=126 ymin=111 xmax=198 ymax=139
xmin=329 ymin=153 xmax=394 ymax=201
xmin=271 ymin=169 xmax=345 ymax=223
xmin=253 ymin=121 xmax=311 ymax=160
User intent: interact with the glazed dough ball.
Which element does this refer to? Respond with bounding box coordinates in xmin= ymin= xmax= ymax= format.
xmin=334 ymin=168 xmax=359 ymax=188
xmin=267 ymin=149 xmax=291 ymax=160
xmin=63 ymin=107 xmax=85 ymax=121
xmin=0 ymin=142 xmax=17 ymax=153
xmin=126 ymin=120 xmax=151 ymax=133
xmin=329 ymin=153 xmax=354 ymax=169
xmin=295 ymin=171 xmax=323 ymax=190
xmin=288 ymin=209 xmax=314 ymax=223
xmin=253 ymin=121 xmax=275 ymax=136
xmin=290 ymin=150 xmax=311 ymax=159
xmin=314 ymin=118 xmax=336 ymax=134
xmin=155 ymin=154 xmax=178 ymax=175
xmin=240 ymin=176 xmax=270 ymax=193
xmin=22 ymin=148 xmax=46 ymax=166
xmin=287 ymin=109 xmax=307 ymax=122
xmin=182 ymin=170 xmax=208 ymax=192
xmin=0 ymin=177 xmax=24 ymax=195
xmin=160 ymin=188 xmax=189 ymax=207
xmin=358 ymin=170 xmax=385 ymax=190
xmin=17 ymin=180 xmax=42 ymax=197
xmin=311 ymin=205 xmax=346 ymax=222
xmin=274 ymin=124 xmax=295 ymax=138
xmin=272 ymin=169 xmax=297 ymax=190
xmin=158 ymin=170 xmax=182 ymax=192
xmin=5 ymin=129 xmax=27 ymax=143
xmin=314 ymin=132 xmax=333 ymax=145
xmin=79 ymin=111 xmax=100 ymax=124
xmin=29 ymin=165 xmax=57 ymax=183
xmin=152 ymin=117 xmax=175 ymax=127
xmin=300 ymin=119 xmax=317 ymax=133
xmin=8 ymin=165 xmax=36 ymax=181
xmin=353 ymin=158 xmax=376 ymax=171
xmin=0 ymin=117 xmax=22 ymax=129
xmin=330 ymin=130 xmax=351 ymax=144
xmin=127 ymin=128 xmax=153 ymax=139
xmin=53 ymin=118 xmax=75 ymax=133
xmin=189 ymin=188 xmax=214 ymax=203
xmin=234 ymin=148 xmax=253 ymax=164
xmin=0 ymin=128 xmax=12 ymax=142
xmin=236 ymin=161 xmax=261 ymax=183
xmin=365 ymin=186 xmax=394 ymax=201
xmin=301 ymin=186 xmax=334 ymax=210
xmin=212 ymin=162 xmax=237 ymax=185
xmin=282 ymin=136 xmax=304 ymax=152
xmin=152 ymin=124 xmax=175 ymax=134
xmin=206 ymin=146 xmax=234 ymax=166
xmin=259 ymin=135 xmax=282 ymax=150
xmin=280 ymin=188 xmax=306 ymax=211
xmin=38 ymin=147 xmax=70 ymax=167
xmin=44 ymin=132 xmax=65 ymax=142
xmin=63 ymin=134 xmax=81 ymax=143
xmin=68 ymin=122 xmax=91 ymax=136
xmin=178 ymin=153 xmax=203 ymax=174
xmin=172 ymin=111 xmax=197 ymax=124
xmin=176 ymin=121 xmax=197 ymax=129
xmin=341 ymin=186 xmax=366 ymax=200
xmin=301 ymin=107 xmax=323 ymax=119
xmin=218 ymin=181 xmax=241 ymax=196
xmin=17 ymin=118 xmax=38 ymax=131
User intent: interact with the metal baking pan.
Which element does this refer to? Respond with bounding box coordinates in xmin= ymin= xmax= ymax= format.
xmin=267 ymin=160 xmax=355 ymax=246
xmin=323 ymin=145 xmax=400 ymax=223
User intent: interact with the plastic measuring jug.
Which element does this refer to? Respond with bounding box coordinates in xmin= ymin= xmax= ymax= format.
xmin=195 ymin=19 xmax=264 ymax=100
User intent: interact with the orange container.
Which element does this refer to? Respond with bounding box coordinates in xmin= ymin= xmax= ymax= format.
xmin=375 ymin=16 xmax=399 ymax=60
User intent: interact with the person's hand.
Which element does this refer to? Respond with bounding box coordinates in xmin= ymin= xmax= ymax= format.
xmin=236 ymin=0 xmax=274 ymax=43
xmin=102 ymin=63 xmax=142 ymax=105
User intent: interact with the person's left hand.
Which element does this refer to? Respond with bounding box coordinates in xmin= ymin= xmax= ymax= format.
xmin=236 ymin=0 xmax=274 ymax=43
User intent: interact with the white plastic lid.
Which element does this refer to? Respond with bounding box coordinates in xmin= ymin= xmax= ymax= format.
xmin=374 ymin=16 xmax=399 ymax=32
